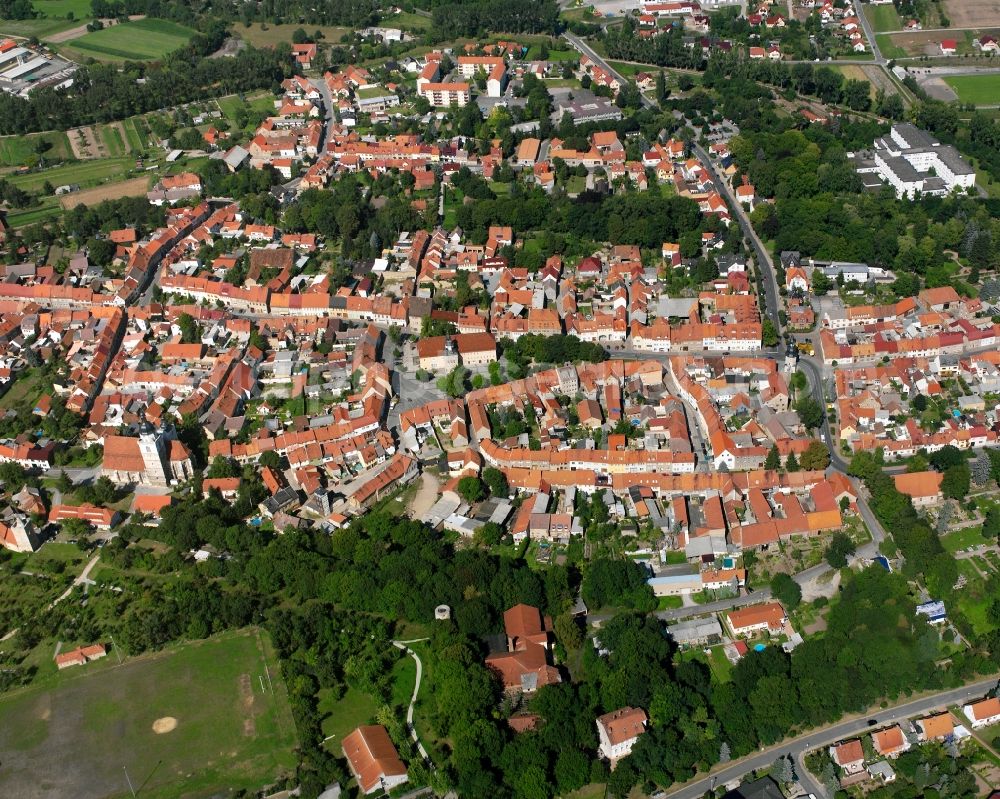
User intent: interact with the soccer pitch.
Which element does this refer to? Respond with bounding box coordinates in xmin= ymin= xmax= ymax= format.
xmin=0 ymin=629 xmax=297 ymax=799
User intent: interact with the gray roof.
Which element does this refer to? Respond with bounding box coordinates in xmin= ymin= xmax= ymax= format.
xmin=892 ymin=122 xmax=936 ymax=149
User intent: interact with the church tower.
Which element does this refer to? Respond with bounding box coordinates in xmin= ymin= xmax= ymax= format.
xmin=138 ymin=422 xmax=170 ymax=486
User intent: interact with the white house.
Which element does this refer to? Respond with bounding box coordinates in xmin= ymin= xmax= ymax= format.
xmin=597 ymin=707 xmax=648 ymax=762
xmin=963 ymin=698 xmax=1000 ymax=729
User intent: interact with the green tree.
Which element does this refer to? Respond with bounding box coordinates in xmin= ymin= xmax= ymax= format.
xmin=983 ymin=507 xmax=1000 ymax=540
xmin=941 ymin=463 xmax=970 ymax=500
xmin=769 ymin=572 xmax=802 ymax=610
xmin=825 ymin=531 xmax=855 ymax=568
xmin=764 ymin=444 xmax=780 ymax=471
xmin=786 ymin=451 xmax=800 ymax=472
xmin=176 ymin=313 xmax=200 ymax=344
xmin=795 ymin=396 xmax=824 ymax=430
xmin=928 ymin=445 xmax=963 ymax=471
xmin=800 ymin=439 xmax=830 ymax=471
xmin=761 ymin=318 xmax=779 ymax=347
xmin=482 ymin=467 xmax=509 ymax=498
xmin=457 ymin=476 xmax=484 ymax=504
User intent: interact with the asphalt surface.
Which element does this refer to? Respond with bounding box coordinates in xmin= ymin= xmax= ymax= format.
xmin=562 ymin=32 xmax=655 ymax=110
xmin=856 ymin=6 xmax=886 ymax=65
xmin=660 ymin=677 xmax=1000 ymax=799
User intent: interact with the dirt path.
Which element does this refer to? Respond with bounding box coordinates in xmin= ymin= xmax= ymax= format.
xmin=407 ymin=471 xmax=440 ymax=521
xmin=45 ymin=14 xmax=146 ymax=43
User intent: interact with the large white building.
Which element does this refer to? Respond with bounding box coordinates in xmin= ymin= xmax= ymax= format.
xmin=858 ymin=123 xmax=975 ymax=199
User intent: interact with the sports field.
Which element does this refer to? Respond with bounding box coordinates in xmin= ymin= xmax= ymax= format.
xmin=944 ymin=74 xmax=1000 ymax=106
xmin=64 ymin=18 xmax=195 ymax=60
xmin=0 ymin=629 xmax=297 ymax=799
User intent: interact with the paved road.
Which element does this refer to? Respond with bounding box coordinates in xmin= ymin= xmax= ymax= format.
xmin=562 ymin=32 xmax=655 ymax=110
xmin=660 ymin=676 xmax=1000 ymax=799
xmin=393 ymin=639 xmax=431 ymax=764
xmin=692 ymin=141 xmax=782 ymax=338
xmin=857 ymin=5 xmax=886 ymax=65
xmin=314 ymin=72 xmax=337 ymax=156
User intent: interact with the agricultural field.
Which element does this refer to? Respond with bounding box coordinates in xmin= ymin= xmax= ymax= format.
xmin=0 ymin=629 xmax=297 ymax=799
xmin=62 ymin=18 xmax=195 ymax=61
xmin=864 ymin=3 xmax=902 ymax=33
xmin=942 ymin=0 xmax=1000 ymax=28
xmin=944 ymin=74 xmax=1000 ymax=106
xmin=233 ymin=22 xmax=350 ymax=49
xmin=58 ymin=175 xmax=151 ymax=208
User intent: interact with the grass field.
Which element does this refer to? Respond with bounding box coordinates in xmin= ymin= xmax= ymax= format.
xmin=0 ymin=131 xmax=72 ymax=167
xmin=944 ymin=74 xmax=1000 ymax=106
xmin=876 ymin=34 xmax=907 ymax=59
xmin=391 ymin=10 xmax=432 ymax=32
xmin=8 ymin=157 xmax=133 ymax=191
xmin=235 ymin=22 xmax=350 ymax=49
xmin=941 ymin=525 xmax=987 ymax=553
xmin=0 ymin=16 xmax=81 ymax=38
xmin=64 ymin=18 xmax=195 ymax=61
xmin=864 ymin=3 xmax=902 ymax=33
xmin=319 ymin=686 xmax=379 ymax=752
xmin=32 ymin=0 xmax=92 ymax=18
xmin=0 ymin=629 xmax=297 ymax=799
xmin=121 ymin=117 xmax=149 ymax=151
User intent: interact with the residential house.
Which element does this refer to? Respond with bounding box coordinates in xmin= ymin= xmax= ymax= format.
xmin=342 ymin=725 xmax=409 ymax=795
xmin=916 ymin=714 xmax=954 ymax=741
xmin=597 ymin=707 xmax=648 ymax=763
xmin=963 ymin=698 xmax=1000 ymax=729
xmin=892 ymin=471 xmax=943 ymax=507
xmin=726 ymin=602 xmax=787 ymax=637
xmin=830 ymin=739 xmax=865 ymax=775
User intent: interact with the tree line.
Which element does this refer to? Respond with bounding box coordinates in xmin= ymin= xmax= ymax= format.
xmin=0 ymin=25 xmax=286 ymax=135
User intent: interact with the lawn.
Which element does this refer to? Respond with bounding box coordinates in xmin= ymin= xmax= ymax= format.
xmin=8 ymin=157 xmax=134 ymax=191
xmin=0 ymin=131 xmax=71 ymax=167
xmin=391 ymin=10 xmax=432 ymax=32
xmin=0 ymin=366 xmax=45 ymax=409
xmin=0 ymin=16 xmax=81 ymax=38
xmin=0 ymin=629 xmax=297 ymax=799
xmin=318 ymin=685 xmax=380 ymax=752
xmin=865 ymin=3 xmax=902 ymax=32
xmin=32 ymin=0 xmax=92 ymax=18
xmin=64 ymin=18 xmax=195 ymax=61
xmin=876 ymin=34 xmax=907 ymax=59
xmin=5 ymin=199 xmax=63 ymax=228
xmin=235 ymin=22 xmax=351 ymax=49
xmin=391 ymin=651 xmax=417 ymax=710
xmin=657 ymin=595 xmax=684 ymax=610
xmin=941 ymin=525 xmax=988 ymax=553
xmin=944 ymin=74 xmax=1000 ymax=106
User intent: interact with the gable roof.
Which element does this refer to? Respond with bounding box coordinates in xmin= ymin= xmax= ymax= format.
xmin=597 ymin=706 xmax=647 ymax=745
xmin=341 ymin=725 xmax=407 ymax=794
